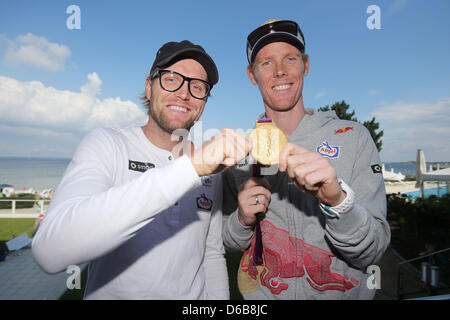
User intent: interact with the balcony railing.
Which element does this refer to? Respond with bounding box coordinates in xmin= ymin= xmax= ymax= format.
xmin=0 ymin=199 xmax=46 ymax=218
xmin=397 ymin=247 xmax=450 ymax=299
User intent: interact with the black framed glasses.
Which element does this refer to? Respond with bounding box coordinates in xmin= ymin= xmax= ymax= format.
xmin=151 ymin=69 xmax=211 ymax=100
xmin=246 ymin=20 xmax=305 ymax=63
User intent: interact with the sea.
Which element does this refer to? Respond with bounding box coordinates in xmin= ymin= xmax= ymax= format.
xmin=383 ymin=161 xmax=450 ymax=178
xmin=0 ymin=157 xmax=71 ymax=191
xmin=0 ymin=157 xmax=448 ymax=192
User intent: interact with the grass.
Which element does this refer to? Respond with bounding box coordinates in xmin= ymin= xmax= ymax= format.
xmin=0 ymin=218 xmax=36 ymax=240
xmin=0 ymin=218 xmax=36 ymax=253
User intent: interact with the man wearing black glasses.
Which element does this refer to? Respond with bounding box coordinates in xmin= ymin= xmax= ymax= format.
xmin=222 ymin=20 xmax=390 ymax=299
xmin=32 ymin=40 xmax=250 ymax=299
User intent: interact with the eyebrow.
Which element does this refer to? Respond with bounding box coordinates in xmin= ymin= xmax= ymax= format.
xmin=161 ymin=70 xmax=209 ymax=84
xmin=255 ymin=52 xmax=301 ymax=63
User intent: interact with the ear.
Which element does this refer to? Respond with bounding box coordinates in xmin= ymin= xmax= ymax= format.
xmin=145 ymin=77 xmax=152 ymax=100
xmin=303 ymin=54 xmax=310 ymax=77
xmin=247 ymin=65 xmax=258 ymax=85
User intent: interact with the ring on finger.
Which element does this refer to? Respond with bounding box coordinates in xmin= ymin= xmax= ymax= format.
xmin=255 ymin=196 xmax=259 ymax=204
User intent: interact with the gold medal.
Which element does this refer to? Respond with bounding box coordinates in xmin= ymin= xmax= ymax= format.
xmin=249 ymin=118 xmax=287 ymax=165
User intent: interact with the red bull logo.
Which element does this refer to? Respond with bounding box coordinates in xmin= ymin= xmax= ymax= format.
xmin=334 ymin=126 xmax=354 ymax=134
xmin=238 ymin=220 xmax=359 ymax=295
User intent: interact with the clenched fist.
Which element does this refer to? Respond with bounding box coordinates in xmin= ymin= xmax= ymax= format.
xmin=189 ymin=128 xmax=251 ymax=177
xmin=279 ymin=142 xmax=346 ymax=207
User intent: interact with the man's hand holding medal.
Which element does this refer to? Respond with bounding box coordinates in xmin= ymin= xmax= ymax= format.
xmin=237 ymin=118 xmax=347 ymax=264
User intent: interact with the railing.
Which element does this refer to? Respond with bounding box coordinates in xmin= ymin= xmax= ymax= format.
xmin=397 ymin=247 xmax=450 ymax=299
xmin=0 ymin=199 xmax=47 ymax=217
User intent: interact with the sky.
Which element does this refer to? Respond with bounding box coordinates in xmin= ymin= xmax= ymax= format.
xmin=0 ymin=0 xmax=449 ymax=162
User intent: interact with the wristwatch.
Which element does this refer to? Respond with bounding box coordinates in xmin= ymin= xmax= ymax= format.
xmin=319 ymin=179 xmax=355 ymax=219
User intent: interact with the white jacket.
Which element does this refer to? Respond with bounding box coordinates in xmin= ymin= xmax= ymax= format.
xmin=32 ymin=127 xmax=229 ymax=299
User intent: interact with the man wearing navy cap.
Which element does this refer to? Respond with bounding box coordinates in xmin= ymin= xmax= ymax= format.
xmin=222 ymin=20 xmax=390 ymax=299
xmin=32 ymin=40 xmax=250 ymax=299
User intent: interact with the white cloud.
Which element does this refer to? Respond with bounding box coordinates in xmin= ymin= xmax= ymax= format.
xmin=81 ymin=72 xmax=102 ymax=97
xmin=0 ymin=74 xmax=147 ymax=133
xmin=388 ymin=0 xmax=408 ymax=16
xmin=372 ymin=98 xmax=450 ymax=162
xmin=368 ymin=89 xmax=380 ymax=96
xmin=4 ymin=33 xmax=71 ymax=71
xmin=315 ymin=90 xmax=327 ymax=99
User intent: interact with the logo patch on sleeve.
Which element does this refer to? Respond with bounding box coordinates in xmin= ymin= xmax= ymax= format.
xmin=197 ymin=193 xmax=213 ymax=211
xmin=371 ymin=164 xmax=382 ymax=174
xmin=334 ymin=126 xmax=354 ymax=134
xmin=128 ymin=160 xmax=155 ymax=173
xmin=316 ymin=141 xmax=340 ymax=159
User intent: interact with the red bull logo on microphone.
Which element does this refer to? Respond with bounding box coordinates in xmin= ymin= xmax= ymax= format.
xmin=238 ymin=220 xmax=359 ymax=295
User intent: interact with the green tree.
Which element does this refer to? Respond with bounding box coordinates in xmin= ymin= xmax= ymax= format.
xmin=362 ymin=117 xmax=383 ymax=152
xmin=318 ymin=100 xmax=384 ymax=152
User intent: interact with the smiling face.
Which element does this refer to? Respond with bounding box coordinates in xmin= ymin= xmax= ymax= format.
xmin=248 ymin=41 xmax=309 ymax=114
xmin=145 ymin=58 xmax=208 ymax=134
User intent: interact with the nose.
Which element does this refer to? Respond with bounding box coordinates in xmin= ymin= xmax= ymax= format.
xmin=274 ymin=61 xmax=287 ymax=78
xmin=175 ymin=81 xmax=190 ymax=100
